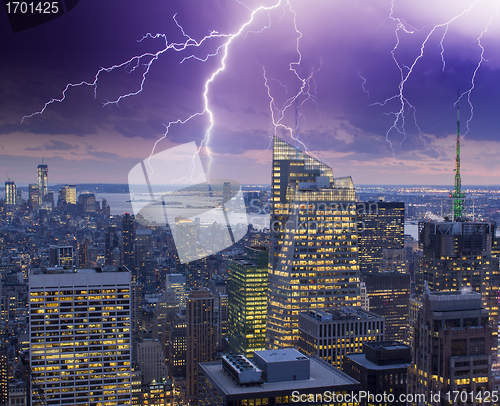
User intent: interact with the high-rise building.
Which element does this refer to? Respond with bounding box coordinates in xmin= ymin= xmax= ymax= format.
xmin=297 ymin=307 xmax=385 ymax=370
xmin=166 ymin=274 xmax=187 ymax=309
xmin=186 ymin=288 xmax=215 ymax=400
xmin=37 ymin=163 xmax=48 ymax=204
xmin=28 ymin=184 xmax=39 ymax=210
xmin=408 ymin=287 xmax=494 ymax=404
xmin=357 ymin=201 xmax=405 ymax=274
xmin=106 ymin=225 xmax=120 ymax=266
xmin=77 ymin=193 xmax=96 ymax=214
xmin=136 ymin=229 xmax=154 ymax=291
xmin=361 ymin=272 xmax=410 ymax=343
xmin=5 ymin=180 xmax=16 ymax=205
xmin=122 ymin=213 xmax=135 ymax=274
xmin=223 ymin=181 xmax=231 ymax=204
xmin=267 ymin=136 xmax=360 ymax=349
xmin=136 ymin=339 xmax=168 ymax=385
xmin=29 ymin=267 xmax=133 ymax=405
xmin=58 ymin=185 xmax=76 ymax=205
xmin=417 ymin=221 xmax=499 ymax=353
xmin=228 ymin=246 xmax=268 ymax=357
xmin=48 ymin=245 xmax=74 ymax=267
xmin=167 ymin=313 xmax=187 ymax=378
xmin=0 ymin=344 xmax=7 ymax=405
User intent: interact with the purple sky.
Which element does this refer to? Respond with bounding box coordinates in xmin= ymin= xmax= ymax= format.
xmin=1 ymin=0 xmax=500 ymax=186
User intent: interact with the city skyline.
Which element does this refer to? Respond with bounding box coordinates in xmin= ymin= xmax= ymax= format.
xmin=1 ymin=0 xmax=500 ymax=187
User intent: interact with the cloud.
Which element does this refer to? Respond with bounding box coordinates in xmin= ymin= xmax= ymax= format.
xmin=86 ymin=150 xmax=121 ymax=160
xmin=25 ymin=140 xmax=79 ymax=151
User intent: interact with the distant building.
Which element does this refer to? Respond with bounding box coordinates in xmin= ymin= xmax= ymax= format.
xmin=37 ymin=163 xmax=48 ymax=204
xmin=105 ymin=225 xmax=119 ymax=266
xmin=122 ymin=213 xmax=135 ymax=273
xmin=343 ymin=341 xmax=412 ymax=406
xmin=58 ymin=185 xmax=76 ymax=205
xmin=228 ymin=246 xmax=268 ymax=357
xmin=5 ymin=180 xmax=16 ymax=205
xmin=0 ymin=344 xmax=7 ymax=405
xmin=28 ymin=184 xmax=39 ymax=209
xmin=186 ymin=288 xmax=215 ymax=399
xmin=361 ymin=272 xmax=410 ymax=343
xmin=408 ymin=287 xmax=494 ymax=404
xmin=357 ymin=201 xmax=405 ymax=274
xmin=166 ymin=274 xmax=187 ymax=309
xmin=136 ymin=339 xmax=168 ymax=385
xmin=29 ymin=267 xmax=132 ymax=405
xmin=198 ymin=349 xmax=360 ymax=406
xmin=77 ymin=193 xmax=96 ymax=214
xmin=168 ymin=313 xmax=187 ymax=378
xmin=48 ymin=245 xmax=74 ymax=267
xmin=297 ymin=307 xmax=385 ymax=370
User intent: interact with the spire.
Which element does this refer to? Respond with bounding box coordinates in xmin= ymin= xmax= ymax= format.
xmin=451 ymin=96 xmax=465 ymax=221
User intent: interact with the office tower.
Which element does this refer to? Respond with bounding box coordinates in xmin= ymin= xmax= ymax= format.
xmin=223 ymin=181 xmax=231 ymax=203
xmin=29 ymin=267 xmax=133 ymax=405
xmin=136 ymin=229 xmax=154 ymax=291
xmin=77 ymin=193 xmax=96 ymax=214
xmin=136 ymin=339 xmax=168 ymax=384
xmin=48 ymin=245 xmax=74 ymax=267
xmin=343 ymin=341 xmax=412 ymax=406
xmin=15 ymin=187 xmax=23 ymax=205
xmin=361 ymin=272 xmax=410 ymax=342
xmin=186 ymin=288 xmax=215 ymax=400
xmin=101 ymin=198 xmax=110 ymax=216
xmin=37 ymin=163 xmax=48 ymax=204
xmin=122 ymin=213 xmax=135 ymax=273
xmin=5 ymin=180 xmax=16 ymax=205
xmin=417 ymin=221 xmax=499 ymax=353
xmin=217 ymin=293 xmax=228 ymax=352
xmin=166 ymin=274 xmax=187 ymax=309
xmin=154 ymin=289 xmax=179 ymax=352
xmin=44 ymin=190 xmax=54 ymax=207
xmin=58 ymin=185 xmax=76 ymax=205
xmin=408 ymin=287 xmax=493 ymax=403
xmin=267 ymin=137 xmax=360 ymax=349
xmin=228 ymin=246 xmax=268 ymax=357
xmin=168 ymin=313 xmax=187 ymax=377
xmin=297 ymin=307 xmax=385 ymax=370
xmin=357 ymin=201 xmax=405 ymax=274
xmin=28 ymin=184 xmax=39 ymax=209
xmin=198 ymin=349 xmax=360 ymax=406
xmin=359 ymin=281 xmax=369 ymax=311
xmin=106 ymin=225 xmax=120 ymax=266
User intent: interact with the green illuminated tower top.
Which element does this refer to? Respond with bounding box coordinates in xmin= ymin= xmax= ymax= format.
xmin=451 ymin=100 xmax=465 ymax=221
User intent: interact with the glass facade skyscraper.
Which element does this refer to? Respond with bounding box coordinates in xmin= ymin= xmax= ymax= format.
xmin=266 ymin=137 xmax=360 ymax=349
xmin=37 ymin=163 xmax=48 ymax=204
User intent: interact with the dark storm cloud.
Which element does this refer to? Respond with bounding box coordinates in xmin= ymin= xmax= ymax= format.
xmin=25 ymin=140 xmax=79 ymax=151
xmin=86 ymin=150 xmax=121 ymax=160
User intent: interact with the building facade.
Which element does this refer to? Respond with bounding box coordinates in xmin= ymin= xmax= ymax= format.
xmin=228 ymin=246 xmax=268 ymax=357
xmin=29 ymin=267 xmax=133 ymax=405
xmin=267 ymin=137 xmax=360 ymax=349
xmin=297 ymin=307 xmax=385 ymax=370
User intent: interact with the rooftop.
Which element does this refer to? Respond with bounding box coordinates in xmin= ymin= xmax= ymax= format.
xmin=345 ymin=353 xmax=411 ymax=371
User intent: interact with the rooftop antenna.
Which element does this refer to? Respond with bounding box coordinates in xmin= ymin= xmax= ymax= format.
xmin=451 ymin=89 xmax=465 ymax=221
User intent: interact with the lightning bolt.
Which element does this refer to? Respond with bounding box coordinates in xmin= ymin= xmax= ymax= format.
xmin=369 ymin=0 xmax=497 ymax=155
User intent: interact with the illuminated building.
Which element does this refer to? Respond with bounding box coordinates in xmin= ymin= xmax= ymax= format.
xmin=29 ymin=267 xmax=133 ymax=405
xmin=297 ymin=308 xmax=384 ymax=370
xmin=28 ymin=184 xmax=39 ymax=210
xmin=228 ymin=246 xmax=268 ymax=357
xmin=58 ymin=185 xmax=76 ymax=205
xmin=267 ymin=136 xmax=360 ymax=349
xmin=122 ymin=213 xmax=135 ymax=274
xmin=343 ymin=341 xmax=412 ymax=406
xmin=166 ymin=274 xmax=187 ymax=309
xmin=198 ymin=349 xmax=360 ymax=406
xmin=48 ymin=245 xmax=74 ymax=267
xmin=186 ymin=288 xmax=215 ymax=399
xmin=37 ymin=163 xmax=48 ymax=204
xmin=361 ymin=272 xmax=410 ymax=343
xmin=136 ymin=339 xmax=168 ymax=385
xmin=140 ymin=381 xmax=172 ymax=406
xmin=167 ymin=313 xmax=186 ymax=377
xmin=357 ymin=201 xmax=405 ymax=274
xmin=5 ymin=180 xmax=16 ymax=205
xmin=417 ymin=221 xmax=499 ymax=354
xmin=0 ymin=345 xmax=7 ymax=405
xmin=408 ymin=288 xmax=493 ymax=404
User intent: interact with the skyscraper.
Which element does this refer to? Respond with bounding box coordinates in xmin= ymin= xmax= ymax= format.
xmin=4 ymin=180 xmax=16 ymax=205
xmin=58 ymin=185 xmax=76 ymax=205
xmin=106 ymin=225 xmax=120 ymax=266
xmin=29 ymin=267 xmax=133 ymax=405
xmin=186 ymin=288 xmax=214 ymax=400
xmin=28 ymin=184 xmax=40 ymax=210
xmin=267 ymin=136 xmax=360 ymax=349
xmin=228 ymin=246 xmax=268 ymax=357
xmin=37 ymin=163 xmax=48 ymax=205
xmin=357 ymin=201 xmax=405 ymax=274
xmin=408 ymin=287 xmax=493 ymax=403
xmin=122 ymin=213 xmax=135 ymax=274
